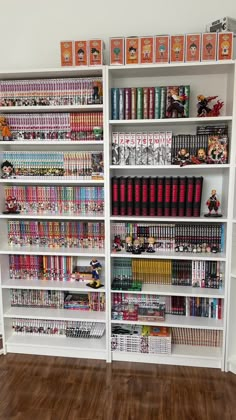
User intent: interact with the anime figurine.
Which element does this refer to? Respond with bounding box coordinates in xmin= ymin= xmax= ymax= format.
xmin=146 ymin=237 xmax=155 ymax=253
xmin=191 ymin=148 xmax=207 ymax=164
xmin=189 ymin=42 xmax=197 ymax=58
xmin=3 ymin=196 xmax=21 ymax=214
xmin=172 ymin=148 xmax=191 ymax=166
xmin=197 ymin=95 xmax=224 ymax=117
xmin=125 ymin=236 xmax=133 ymax=253
xmin=139 ymin=237 xmax=145 ymax=252
xmin=1 ymin=160 xmax=16 ymax=178
xmin=128 ymin=46 xmax=137 ymax=61
xmin=173 ymin=43 xmax=182 ymax=60
xmin=0 ymin=116 xmax=12 ymax=141
xmin=166 ymin=87 xmax=188 ymax=118
xmin=87 ymin=258 xmax=103 ymax=288
xmin=132 ymin=238 xmax=141 ymax=254
xmin=113 ymin=235 xmax=123 ymax=252
xmin=221 ymin=40 xmax=230 ymax=58
xmin=91 ymin=48 xmax=100 ymax=62
xmin=77 ymin=48 xmax=85 ymax=62
xmin=205 ymin=189 xmax=222 ymax=217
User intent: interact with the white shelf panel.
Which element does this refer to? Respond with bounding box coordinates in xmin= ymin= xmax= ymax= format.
xmin=4 ymin=306 xmax=106 ymax=322
xmin=0 ymin=213 xmax=104 ymax=220
xmin=0 ymin=66 xmax=104 ymax=79
xmin=110 ymin=164 xmax=230 ymax=170
xmin=110 ymin=216 xmax=227 ymax=223
xmin=112 ymin=345 xmax=222 ymax=368
xmin=0 ymin=178 xmax=104 ymax=185
xmin=109 ymin=116 xmax=233 ymax=126
xmin=2 ymin=278 xmax=105 ymax=292
xmin=231 ymin=273 xmax=236 ymax=279
xmin=0 ymin=246 xmax=105 ymax=257
xmin=108 ymin=61 xmax=235 ymax=77
xmin=111 ymin=250 xmax=226 ymax=262
xmin=111 ymin=284 xmax=224 ymax=298
xmin=0 ymin=105 xmax=103 ymax=113
xmin=0 ymin=141 xmax=104 ymax=146
xmin=228 ymin=357 xmax=236 ymax=374
xmin=111 ymin=314 xmax=224 ymax=330
xmin=6 ymin=334 xmax=107 ymax=359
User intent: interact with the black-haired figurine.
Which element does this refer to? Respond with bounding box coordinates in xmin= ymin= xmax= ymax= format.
xmin=205 ymin=189 xmax=222 ymax=217
xmin=3 ymin=196 xmax=20 ymax=214
xmin=173 ymin=148 xmax=191 ymax=167
xmin=87 ymin=258 xmax=103 ymax=288
xmin=1 ymin=160 xmax=16 ymax=178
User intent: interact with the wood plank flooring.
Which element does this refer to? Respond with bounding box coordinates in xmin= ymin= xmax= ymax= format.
xmin=0 ymin=354 xmax=235 ymax=420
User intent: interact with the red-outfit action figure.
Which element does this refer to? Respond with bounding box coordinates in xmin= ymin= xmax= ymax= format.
xmin=205 ymin=189 xmax=222 ymax=217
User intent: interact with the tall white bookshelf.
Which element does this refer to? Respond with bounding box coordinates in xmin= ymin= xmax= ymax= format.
xmin=0 ymin=66 xmax=110 ymax=361
xmin=107 ymin=61 xmax=235 ymax=370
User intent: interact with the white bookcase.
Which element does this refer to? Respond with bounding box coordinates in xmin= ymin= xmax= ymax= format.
xmin=107 ymin=61 xmax=235 ymax=370
xmin=0 ymin=66 xmax=110 ymax=361
xmin=0 ymin=62 xmax=236 ymax=370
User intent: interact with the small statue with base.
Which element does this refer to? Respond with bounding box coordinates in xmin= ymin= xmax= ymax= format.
xmin=0 ymin=116 xmax=12 ymax=141
xmin=205 ymin=189 xmax=222 ymax=217
xmin=1 ymin=160 xmax=16 ymax=179
xmin=87 ymin=258 xmax=103 ymax=288
xmin=3 ymin=196 xmax=21 ymax=214
xmin=132 ymin=238 xmax=142 ymax=254
xmin=197 ymin=95 xmax=224 ymax=117
xmin=125 ymin=236 xmax=133 ymax=253
xmin=172 ymin=148 xmax=191 ymax=167
xmin=113 ymin=235 xmax=123 ymax=252
xmin=146 ymin=237 xmax=155 ymax=253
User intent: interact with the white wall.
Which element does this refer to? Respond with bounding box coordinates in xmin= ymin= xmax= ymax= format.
xmin=1 ymin=0 xmax=236 ymax=69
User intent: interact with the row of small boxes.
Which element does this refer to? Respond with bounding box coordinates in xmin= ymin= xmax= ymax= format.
xmin=110 ymin=33 xmax=234 ymax=65
xmin=60 ymin=40 xmax=105 ymax=67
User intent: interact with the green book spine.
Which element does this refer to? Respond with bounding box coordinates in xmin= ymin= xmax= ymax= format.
xmin=184 ymin=85 xmax=190 ymax=117
xmin=154 ymin=87 xmax=161 ymax=119
xmin=136 ymin=87 xmax=143 ymax=119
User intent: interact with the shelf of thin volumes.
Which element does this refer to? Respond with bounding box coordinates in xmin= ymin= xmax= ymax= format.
xmin=0 ymin=246 xmax=105 ymax=257
xmin=110 ymin=216 xmax=228 ymax=223
xmin=5 ymin=335 xmax=107 ymax=360
xmin=0 ymin=178 xmax=104 ymax=185
xmin=2 ymin=278 xmax=106 ymax=293
xmin=0 ymin=214 xmax=105 ymax=220
xmin=111 ymin=345 xmax=222 ymax=368
xmin=0 ymin=105 xmax=103 ymax=113
xmin=109 ymin=116 xmax=233 ymax=126
xmin=111 ymin=315 xmax=224 ymax=330
xmin=4 ymin=307 xmax=106 ymax=322
xmin=111 ymin=251 xmax=226 ymax=262
xmin=110 ymin=164 xmax=230 ymax=170
xmin=110 ymin=284 xmax=224 ymax=298
xmin=0 ymin=141 xmax=104 ymax=146
xmin=0 ymin=66 xmax=104 ymax=79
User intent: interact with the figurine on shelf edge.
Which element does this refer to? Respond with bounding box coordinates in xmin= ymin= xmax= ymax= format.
xmin=0 ymin=116 xmax=12 ymax=141
xmin=126 ymin=236 xmax=133 ymax=253
xmin=146 ymin=237 xmax=155 ymax=253
xmin=3 ymin=196 xmax=21 ymax=214
xmin=87 ymin=258 xmax=103 ymax=288
xmin=113 ymin=235 xmax=123 ymax=252
xmin=1 ymin=160 xmax=16 ymax=178
xmin=204 ymin=189 xmax=222 ymax=217
xmin=172 ymin=148 xmax=191 ymax=166
xmin=197 ymin=95 xmax=224 ymax=117
xmin=132 ymin=238 xmax=142 ymax=254
xmin=191 ymin=148 xmax=207 ymax=164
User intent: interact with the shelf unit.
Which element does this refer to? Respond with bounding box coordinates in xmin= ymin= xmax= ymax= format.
xmin=0 ymin=66 xmax=109 ymax=361
xmin=107 ymin=61 xmax=235 ymax=370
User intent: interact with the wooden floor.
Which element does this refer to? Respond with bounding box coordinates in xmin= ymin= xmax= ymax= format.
xmin=0 ymin=354 xmax=235 ymax=420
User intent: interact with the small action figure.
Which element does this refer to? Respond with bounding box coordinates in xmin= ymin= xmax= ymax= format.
xmin=172 ymin=148 xmax=191 ymax=166
xmin=132 ymin=238 xmax=141 ymax=254
xmin=205 ymin=189 xmax=222 ymax=217
xmin=0 ymin=116 xmax=12 ymax=141
xmin=191 ymin=148 xmax=207 ymax=164
xmin=146 ymin=237 xmax=155 ymax=253
xmin=87 ymin=258 xmax=103 ymax=288
xmin=113 ymin=235 xmax=123 ymax=252
xmin=1 ymin=160 xmax=16 ymax=178
xmin=3 ymin=196 xmax=20 ymax=214
xmin=125 ymin=236 xmax=133 ymax=253
xmin=197 ymin=95 xmax=224 ymax=117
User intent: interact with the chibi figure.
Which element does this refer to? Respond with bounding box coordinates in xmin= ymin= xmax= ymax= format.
xmin=206 ymin=43 xmax=213 ymax=56
xmin=88 ymin=258 xmax=103 ymax=288
xmin=197 ymin=95 xmax=224 ymax=117
xmin=221 ymin=41 xmax=230 ymax=58
xmin=77 ymin=48 xmax=85 ymax=62
xmin=1 ymin=160 xmax=16 ymax=178
xmin=173 ymin=148 xmax=191 ymax=166
xmin=189 ymin=42 xmax=197 ymax=57
xmin=173 ymin=43 xmax=182 ymax=59
xmin=126 ymin=236 xmax=133 ymax=253
xmin=0 ymin=116 xmax=12 ymax=141
xmin=146 ymin=237 xmax=155 ymax=253
xmin=166 ymin=88 xmax=187 ymax=117
xmin=128 ymin=46 xmax=137 ymax=60
xmin=91 ymin=48 xmax=100 ymax=61
xmin=143 ymin=44 xmax=151 ymax=59
xmin=159 ymin=44 xmax=166 ymax=58
xmin=113 ymin=235 xmax=123 ymax=252
xmin=205 ymin=189 xmax=222 ymax=217
xmin=191 ymin=148 xmax=207 ymax=164
xmin=3 ymin=196 xmax=21 ymax=214
xmin=132 ymin=238 xmax=141 ymax=254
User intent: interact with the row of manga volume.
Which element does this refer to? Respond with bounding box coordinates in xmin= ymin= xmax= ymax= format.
xmin=4 ymin=186 xmax=104 ymax=215
xmin=8 ymin=221 xmax=105 ymax=249
xmin=172 ymin=327 xmax=222 ymax=347
xmin=111 ymin=85 xmax=190 ymax=120
xmin=9 ymin=255 xmax=104 ymax=283
xmin=10 ymin=289 xmax=105 ymax=311
xmin=111 ymin=325 xmax=171 ymax=355
xmin=12 ymin=319 xmax=106 ymax=338
xmin=111 ymin=129 xmax=228 ymax=166
xmin=112 ymin=293 xmax=223 ymax=319
xmin=112 ymin=258 xmax=224 ymax=289
xmin=1 ymin=151 xmax=104 ymax=179
xmin=0 ymin=78 xmax=103 ymax=106
xmin=112 ymin=222 xmax=224 ymax=254
xmin=112 ymin=176 xmax=203 ymax=217
xmin=3 ymin=112 xmax=103 ymax=141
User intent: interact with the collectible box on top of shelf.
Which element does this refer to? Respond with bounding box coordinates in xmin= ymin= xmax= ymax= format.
xmin=201 ymin=33 xmax=217 ymax=61
xmin=185 ymin=34 xmax=201 ymax=62
xmin=170 ymin=35 xmax=185 ymax=63
xmin=88 ymin=39 xmax=104 ymax=66
xmin=206 ymin=16 xmax=236 ymax=34
xmin=155 ymin=35 xmax=170 ymax=63
xmin=60 ymin=41 xmax=74 ymax=66
xmin=217 ymin=32 xmax=234 ymax=60
xmin=110 ymin=38 xmax=125 ymax=65
xmin=125 ymin=37 xmax=140 ymax=65
xmin=74 ymin=41 xmax=88 ymax=66
xmin=140 ymin=36 xmax=154 ymax=64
